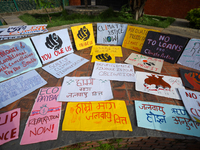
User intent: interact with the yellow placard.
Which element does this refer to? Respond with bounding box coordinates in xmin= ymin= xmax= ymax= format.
xmin=90 ymin=45 xmax=123 ymax=57
xmin=91 ymin=53 xmax=115 ymax=63
xmin=122 ymin=25 xmax=160 ymax=52
xmin=62 ymin=100 xmax=132 ymax=131
xmin=71 ymin=24 xmax=95 ymax=50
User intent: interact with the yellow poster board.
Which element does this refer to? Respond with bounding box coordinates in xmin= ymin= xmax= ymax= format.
xmin=71 ymin=24 xmax=95 ymax=50
xmin=91 ymin=53 xmax=115 ymax=63
xmin=62 ymin=100 xmax=133 ymax=131
xmin=122 ymin=25 xmax=160 ymax=52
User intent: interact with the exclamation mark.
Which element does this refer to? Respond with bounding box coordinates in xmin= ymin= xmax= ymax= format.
xmin=51 ymin=124 xmax=54 ymax=133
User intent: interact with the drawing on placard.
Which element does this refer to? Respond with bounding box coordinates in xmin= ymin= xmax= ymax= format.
xmin=77 ymin=26 xmax=90 ymax=41
xmin=96 ymin=53 xmax=112 ymax=62
xmin=191 ymin=42 xmax=200 ymax=56
xmin=45 ymin=33 xmax=63 ymax=50
xmin=39 ymin=104 xmax=49 ymax=115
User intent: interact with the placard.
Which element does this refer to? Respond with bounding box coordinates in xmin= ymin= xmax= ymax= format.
xmin=71 ymin=24 xmax=95 ymax=50
xmin=179 ymin=68 xmax=200 ymax=91
xmin=125 ymin=53 xmax=164 ymax=73
xmin=20 ymin=87 xmax=62 ymax=145
xmin=135 ymin=100 xmax=200 ymax=137
xmin=141 ymin=31 xmax=189 ymax=64
xmin=135 ymin=71 xmax=185 ymax=100
xmin=0 ymin=70 xmax=47 ymax=109
xmin=92 ymin=61 xmax=136 ymax=82
xmin=178 ymin=38 xmax=200 ymax=71
xmin=0 ymin=108 xmax=20 ymax=145
xmin=62 ymin=100 xmax=132 ymax=131
xmin=0 ymin=38 xmax=42 ymax=82
xmin=42 ymin=53 xmax=89 ymax=78
xmin=31 ymin=28 xmax=73 ymax=64
xmin=91 ymin=53 xmax=116 ymax=63
xmin=178 ymin=89 xmax=200 ymax=123
xmin=122 ymin=25 xmax=160 ymax=52
xmin=97 ymin=23 xmax=127 ymax=45
xmin=57 ymin=76 xmax=113 ymax=102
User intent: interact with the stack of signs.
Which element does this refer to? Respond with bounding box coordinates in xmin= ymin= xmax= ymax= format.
xmin=0 ymin=38 xmax=42 ymax=82
xmin=90 ymin=45 xmax=123 ymax=63
xmin=97 ymin=23 xmax=128 ymax=45
xmin=71 ymin=24 xmax=95 ymax=50
xmin=62 ymin=100 xmax=132 ymax=131
xmin=122 ymin=25 xmax=160 ymax=52
xmin=20 ymin=87 xmax=62 ymax=145
xmin=178 ymin=89 xmax=200 ymax=123
xmin=31 ymin=29 xmax=73 ymax=64
xmin=0 ymin=108 xmax=20 ymax=145
xmin=135 ymin=71 xmax=185 ymax=100
xmin=57 ymin=76 xmax=113 ymax=102
xmin=179 ymin=68 xmax=200 ymax=91
xmin=141 ymin=31 xmax=189 ymax=64
xmin=125 ymin=53 xmax=164 ymax=73
xmin=178 ymin=38 xmax=200 ymax=71
xmin=135 ymin=100 xmax=200 ymax=137
xmin=0 ymin=24 xmax=48 ymax=41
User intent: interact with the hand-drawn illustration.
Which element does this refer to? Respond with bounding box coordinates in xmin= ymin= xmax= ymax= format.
xmin=77 ymin=26 xmax=90 ymax=41
xmin=45 ymin=33 xmax=63 ymax=50
xmin=96 ymin=53 xmax=112 ymax=62
xmin=39 ymin=104 xmax=49 ymax=115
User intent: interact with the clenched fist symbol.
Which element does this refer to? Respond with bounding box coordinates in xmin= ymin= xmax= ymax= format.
xmin=45 ymin=33 xmax=63 ymax=50
xmin=77 ymin=26 xmax=90 ymax=41
xmin=96 ymin=53 xmax=112 ymax=62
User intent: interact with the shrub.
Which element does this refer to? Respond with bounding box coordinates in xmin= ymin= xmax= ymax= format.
xmin=186 ymin=7 xmax=200 ymax=29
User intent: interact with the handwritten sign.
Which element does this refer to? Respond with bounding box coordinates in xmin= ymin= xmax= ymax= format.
xmin=71 ymin=24 xmax=95 ymax=50
xmin=0 ymin=70 xmax=47 ymax=109
xmin=135 ymin=71 xmax=185 ymax=100
xmin=20 ymin=87 xmax=62 ymax=145
xmin=92 ymin=61 xmax=136 ymax=82
xmin=62 ymin=100 xmax=132 ymax=131
xmin=125 ymin=53 xmax=164 ymax=73
xmin=178 ymin=38 xmax=200 ymax=71
xmin=141 ymin=31 xmax=189 ymax=64
xmin=0 ymin=38 xmax=42 ymax=82
xmin=179 ymin=68 xmax=200 ymax=91
xmin=122 ymin=25 xmax=160 ymax=52
xmin=31 ymin=28 xmax=73 ymax=64
xmin=57 ymin=76 xmax=113 ymax=102
xmin=97 ymin=23 xmax=127 ymax=45
xmin=42 ymin=53 xmax=89 ymax=78
xmin=135 ymin=100 xmax=200 ymax=137
xmin=178 ymin=89 xmax=200 ymax=123
xmin=0 ymin=24 xmax=47 ymax=36
xmin=0 ymin=108 xmax=20 ymax=145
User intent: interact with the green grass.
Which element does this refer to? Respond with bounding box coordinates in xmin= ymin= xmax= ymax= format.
xmin=18 ymin=8 xmax=175 ymax=28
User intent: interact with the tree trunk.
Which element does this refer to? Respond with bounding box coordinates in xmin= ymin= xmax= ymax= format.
xmin=131 ymin=0 xmax=147 ymax=20
xmin=84 ymin=0 xmax=88 ymax=8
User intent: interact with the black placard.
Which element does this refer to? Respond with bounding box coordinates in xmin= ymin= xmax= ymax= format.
xmin=141 ymin=31 xmax=189 ymax=64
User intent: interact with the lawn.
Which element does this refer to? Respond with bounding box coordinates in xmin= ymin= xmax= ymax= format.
xmin=18 ymin=8 xmax=175 ymax=28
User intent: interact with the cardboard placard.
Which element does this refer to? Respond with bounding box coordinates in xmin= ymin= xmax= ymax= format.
xmin=125 ymin=53 xmax=164 ymax=73
xmin=97 ymin=23 xmax=127 ymax=45
xmin=31 ymin=28 xmax=73 ymax=64
xmin=62 ymin=100 xmax=132 ymax=131
xmin=135 ymin=100 xmax=200 ymax=137
xmin=178 ymin=38 xmax=200 ymax=71
xmin=122 ymin=25 xmax=160 ymax=52
xmin=179 ymin=68 xmax=200 ymax=91
xmin=141 ymin=31 xmax=189 ymax=64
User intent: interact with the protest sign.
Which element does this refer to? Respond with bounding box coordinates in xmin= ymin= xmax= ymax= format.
xmin=42 ymin=53 xmax=89 ymax=78
xmin=0 ymin=24 xmax=47 ymax=36
xmin=141 ymin=31 xmax=189 ymax=64
xmin=97 ymin=23 xmax=127 ymax=45
xmin=178 ymin=38 xmax=200 ymax=71
xmin=71 ymin=24 xmax=95 ymax=50
xmin=0 ymin=38 xmax=42 ymax=82
xmin=178 ymin=89 xmax=200 ymax=123
xmin=122 ymin=25 xmax=160 ymax=52
xmin=135 ymin=71 xmax=185 ymax=100
xmin=135 ymin=100 xmax=200 ymax=137
xmin=20 ymin=87 xmax=62 ymax=145
xmin=31 ymin=28 xmax=73 ymax=64
xmin=92 ymin=61 xmax=136 ymax=82
xmin=0 ymin=108 xmax=20 ymax=145
xmin=125 ymin=53 xmax=164 ymax=73
xmin=0 ymin=70 xmax=47 ymax=109
xmin=179 ymin=68 xmax=200 ymax=91
xmin=62 ymin=100 xmax=132 ymax=131
xmin=57 ymin=76 xmax=113 ymax=102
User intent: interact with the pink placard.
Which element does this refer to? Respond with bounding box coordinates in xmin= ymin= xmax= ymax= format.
xmin=20 ymin=87 xmax=61 ymax=145
xmin=0 ymin=108 xmax=20 ymax=145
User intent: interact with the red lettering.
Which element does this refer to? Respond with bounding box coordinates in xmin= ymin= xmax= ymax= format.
xmin=10 ymin=128 xmax=17 ymax=138
xmin=10 ymin=111 xmax=18 ymax=122
xmin=41 ymin=53 xmax=51 ymax=61
xmin=185 ymin=92 xmax=197 ymax=99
